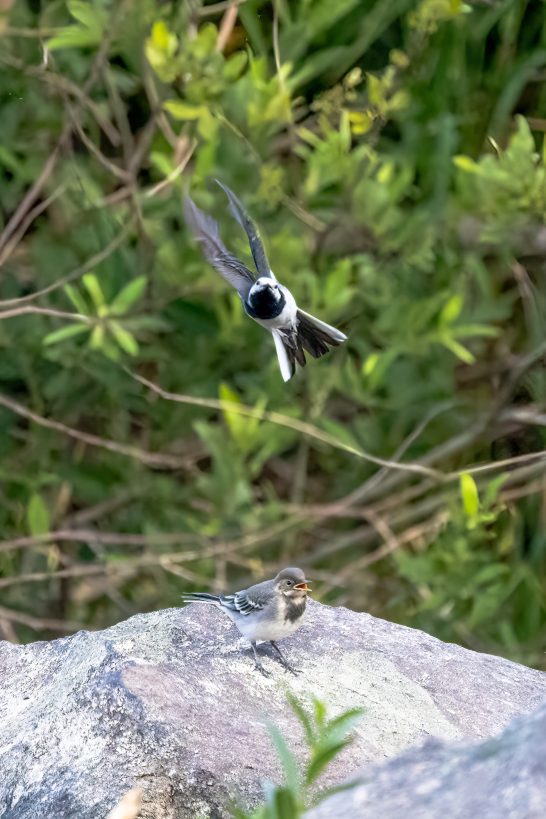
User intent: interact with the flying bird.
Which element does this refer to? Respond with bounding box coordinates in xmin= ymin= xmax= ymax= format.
xmin=183 ymin=181 xmax=348 ymax=381
xmin=181 ymin=567 xmax=311 ymax=676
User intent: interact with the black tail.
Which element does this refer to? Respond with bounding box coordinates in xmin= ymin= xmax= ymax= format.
xmin=293 ymin=309 xmax=348 ymax=365
xmin=181 ymin=592 xmax=221 ymax=604
xmin=272 ymin=311 xmax=347 ymax=382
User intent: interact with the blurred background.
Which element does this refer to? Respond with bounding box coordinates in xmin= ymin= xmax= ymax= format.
xmin=1 ymin=0 xmax=546 ymax=668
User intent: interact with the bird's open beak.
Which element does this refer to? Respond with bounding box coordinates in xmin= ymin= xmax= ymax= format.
xmin=295 ymin=581 xmax=311 ymax=592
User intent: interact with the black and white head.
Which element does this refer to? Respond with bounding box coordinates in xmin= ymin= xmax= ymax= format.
xmin=247 ymin=276 xmax=285 ymax=319
xmin=274 ymin=567 xmax=310 ymax=598
xmin=250 ymin=276 xmax=281 ymax=299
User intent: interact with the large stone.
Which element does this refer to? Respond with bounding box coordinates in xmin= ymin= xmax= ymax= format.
xmin=0 ymin=600 xmax=545 ymax=818
xmin=305 ymin=702 xmax=546 ymax=819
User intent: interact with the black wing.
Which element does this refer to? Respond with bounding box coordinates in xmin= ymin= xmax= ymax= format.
xmin=214 ymin=179 xmax=272 ymax=279
xmin=183 ymin=193 xmax=255 ymax=298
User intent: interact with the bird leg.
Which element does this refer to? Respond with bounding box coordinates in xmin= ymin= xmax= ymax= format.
xmin=269 ymin=641 xmax=301 ymax=675
xmin=250 ymin=642 xmax=271 ymax=677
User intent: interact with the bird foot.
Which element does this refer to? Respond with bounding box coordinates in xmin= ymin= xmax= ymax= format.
xmin=254 ymin=661 xmax=271 ymax=677
xmin=282 ymin=662 xmax=302 ymax=676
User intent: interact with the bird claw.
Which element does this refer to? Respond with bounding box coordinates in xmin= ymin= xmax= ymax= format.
xmin=255 ymin=662 xmax=271 ymax=677
xmin=283 ymin=663 xmax=302 ymax=676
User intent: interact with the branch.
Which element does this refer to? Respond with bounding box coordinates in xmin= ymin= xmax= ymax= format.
xmin=0 ymin=217 xmax=135 ymax=309
xmin=0 ymin=392 xmax=193 ymax=470
xmin=129 ymin=370 xmax=442 ymax=480
xmin=0 ymin=604 xmax=84 ymax=633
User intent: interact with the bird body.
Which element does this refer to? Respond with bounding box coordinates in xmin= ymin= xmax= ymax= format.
xmin=183 ymin=182 xmax=347 ymax=382
xmin=182 ymin=567 xmax=310 ymax=675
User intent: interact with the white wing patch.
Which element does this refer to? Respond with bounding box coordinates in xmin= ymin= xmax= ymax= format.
xmin=221 ymin=591 xmax=266 ymax=615
xmin=272 ymin=329 xmax=293 ymax=382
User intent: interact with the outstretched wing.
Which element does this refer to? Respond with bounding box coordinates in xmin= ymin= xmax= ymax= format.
xmin=214 ymin=179 xmax=272 ymax=279
xmin=183 ymin=193 xmax=255 ymax=298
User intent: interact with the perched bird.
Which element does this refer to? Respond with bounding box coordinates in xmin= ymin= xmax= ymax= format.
xmin=183 ymin=181 xmax=348 ymax=382
xmin=181 ymin=567 xmax=310 ymax=676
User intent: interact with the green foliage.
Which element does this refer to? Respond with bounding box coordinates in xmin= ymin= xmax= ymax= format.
xmin=0 ymin=0 xmax=545 ymax=672
xmin=454 ymin=116 xmax=546 ymax=239
xmin=43 ymin=274 xmax=146 ymax=359
xmin=236 ymin=696 xmax=363 ymax=818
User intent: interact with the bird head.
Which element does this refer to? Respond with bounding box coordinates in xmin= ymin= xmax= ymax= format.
xmin=251 ymin=277 xmax=281 ymax=299
xmin=275 ymin=567 xmax=311 ymax=598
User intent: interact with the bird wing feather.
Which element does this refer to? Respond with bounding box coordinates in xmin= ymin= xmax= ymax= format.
xmin=219 ymin=591 xmax=266 ymax=615
xmin=221 ymin=578 xmax=276 ymax=615
xmin=214 ymin=179 xmax=272 ymax=279
xmin=183 ymin=193 xmax=255 ymax=297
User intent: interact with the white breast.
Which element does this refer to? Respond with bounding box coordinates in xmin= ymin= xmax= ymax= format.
xmin=225 ymin=603 xmax=305 ymax=644
xmin=243 ymin=615 xmax=303 ymax=644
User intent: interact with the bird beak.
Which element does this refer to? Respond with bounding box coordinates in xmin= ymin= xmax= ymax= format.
xmin=295 ymin=581 xmax=311 ymax=592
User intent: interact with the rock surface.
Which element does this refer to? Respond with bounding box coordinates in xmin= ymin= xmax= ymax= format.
xmin=0 ymin=600 xmax=545 ymax=818
xmin=306 ymin=702 xmax=546 ymax=819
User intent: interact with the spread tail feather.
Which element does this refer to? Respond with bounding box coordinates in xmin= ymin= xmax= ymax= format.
xmin=271 ymin=313 xmax=347 ymax=381
xmin=272 ymin=328 xmax=295 ymax=382
xmin=297 ymin=309 xmax=348 ymax=347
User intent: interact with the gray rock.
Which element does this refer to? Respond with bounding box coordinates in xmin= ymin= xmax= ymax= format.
xmin=305 ymin=702 xmax=546 ymax=819
xmin=0 ymin=600 xmax=545 ymax=818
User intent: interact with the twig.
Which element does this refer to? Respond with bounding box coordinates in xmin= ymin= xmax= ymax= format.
xmin=198 ymin=0 xmax=248 ymax=16
xmin=0 ymin=392 xmax=193 ymax=470
xmin=129 ymin=370 xmax=442 ymax=479
xmin=0 ymin=1 xmax=125 ymax=265
xmin=144 ymin=139 xmax=197 ymax=199
xmin=68 ymin=109 xmax=129 ymax=181
xmin=0 ymin=217 xmax=135 ymax=308
xmin=216 ymin=1 xmax=239 ymax=52
xmin=62 ymin=489 xmax=142 ymax=527
xmin=0 ymin=604 xmax=84 ymax=633
xmin=0 ymin=138 xmax=66 ymax=260
xmin=0 ymin=306 xmax=90 ymax=323
xmin=0 ymin=183 xmax=67 ymax=268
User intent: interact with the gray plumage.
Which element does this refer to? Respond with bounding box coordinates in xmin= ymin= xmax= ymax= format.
xmin=182 ymin=567 xmax=310 ymax=675
xmin=182 ymin=193 xmax=255 ymax=298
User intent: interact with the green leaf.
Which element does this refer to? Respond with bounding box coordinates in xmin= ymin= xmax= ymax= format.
xmin=313 ymin=699 xmax=327 ymax=729
xmin=89 ymin=323 xmax=105 ymax=349
xmin=453 ymin=155 xmax=485 ymax=174
xmin=164 ymin=100 xmax=206 ymax=120
xmin=441 ymin=336 xmax=475 ymax=364
xmin=325 ymin=708 xmax=364 ymax=741
xmin=109 ymin=322 xmax=139 ymax=356
xmin=266 ymin=787 xmax=299 ymax=819
xmin=149 ymin=20 xmax=178 ymax=55
xmin=223 ymin=51 xmax=248 ymax=81
xmin=267 ymin=724 xmax=300 ymax=793
xmin=460 ymin=473 xmax=479 ymax=518
xmin=286 ymin=693 xmax=315 ymax=746
xmin=439 ymin=294 xmax=463 ymax=326
xmin=219 ymin=383 xmax=246 ymax=442
xmin=82 ymin=273 xmax=106 ymax=311
xmin=67 ymin=0 xmax=101 ymax=28
xmin=48 ymin=27 xmax=101 ymax=50
xmin=109 ymin=277 xmax=147 ymax=315
xmin=27 ymin=493 xmax=50 ymax=536
xmin=363 ymin=352 xmax=379 ymax=376
xmin=305 ymin=740 xmax=348 ymax=786
xmin=64 ymin=284 xmax=89 ymax=315
xmin=43 ymin=323 xmax=89 ymax=346
xmin=450 ymin=324 xmax=498 ymax=338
